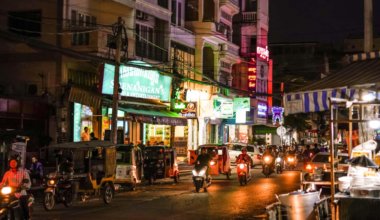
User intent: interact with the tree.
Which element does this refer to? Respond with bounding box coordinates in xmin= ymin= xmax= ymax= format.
xmin=284 ymin=113 xmax=311 ymax=144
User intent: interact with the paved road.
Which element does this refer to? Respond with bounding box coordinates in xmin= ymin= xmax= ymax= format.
xmin=32 ymin=167 xmax=300 ymax=220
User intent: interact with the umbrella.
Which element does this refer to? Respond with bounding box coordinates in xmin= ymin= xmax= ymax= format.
xmin=348 ymin=155 xmax=378 ymax=168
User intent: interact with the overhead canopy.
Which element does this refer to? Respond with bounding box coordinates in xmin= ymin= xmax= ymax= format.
xmin=284 ymin=52 xmax=380 ymax=115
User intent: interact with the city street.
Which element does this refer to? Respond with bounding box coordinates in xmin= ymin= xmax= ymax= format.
xmin=32 ymin=167 xmax=301 ymax=220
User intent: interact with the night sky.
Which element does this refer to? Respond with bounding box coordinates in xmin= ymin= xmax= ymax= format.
xmin=269 ymin=0 xmax=380 ymax=43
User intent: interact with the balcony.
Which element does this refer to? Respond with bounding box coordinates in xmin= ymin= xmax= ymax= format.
xmin=242 ymin=12 xmax=257 ymax=23
xmin=215 ymin=22 xmax=231 ymax=41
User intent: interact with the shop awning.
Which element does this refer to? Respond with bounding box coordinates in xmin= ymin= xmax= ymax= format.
xmin=284 ymin=52 xmax=380 ymax=115
xmin=119 ymin=107 xmax=187 ymax=126
xmin=69 ymin=86 xmax=102 ymax=108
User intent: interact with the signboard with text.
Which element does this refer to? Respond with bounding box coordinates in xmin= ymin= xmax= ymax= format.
xmin=102 ymin=63 xmax=172 ymax=102
xmin=173 ymin=101 xmax=197 ymax=118
xmin=213 ymin=97 xmax=233 ymax=118
xmin=247 ymin=62 xmax=257 ymax=96
xmin=233 ymin=97 xmax=250 ymax=111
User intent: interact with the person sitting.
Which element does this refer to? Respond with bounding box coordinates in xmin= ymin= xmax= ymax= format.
xmin=194 ymin=148 xmax=212 ymax=182
xmin=236 ymin=148 xmax=253 ymax=175
xmin=59 ymin=157 xmax=74 ymax=175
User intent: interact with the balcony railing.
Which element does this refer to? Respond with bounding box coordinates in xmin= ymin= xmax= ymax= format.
xmin=215 ymin=22 xmax=231 ymax=41
xmin=220 ymin=0 xmax=239 ymax=7
xmin=242 ymin=12 xmax=257 ymax=23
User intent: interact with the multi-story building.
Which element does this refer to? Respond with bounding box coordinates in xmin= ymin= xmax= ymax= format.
xmin=231 ymin=0 xmax=270 ymax=143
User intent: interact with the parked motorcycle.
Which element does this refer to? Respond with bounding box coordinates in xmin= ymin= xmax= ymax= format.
xmin=275 ymin=156 xmax=284 ymax=174
xmin=262 ymin=155 xmax=274 ymax=178
xmin=192 ymin=164 xmax=211 ymax=193
xmin=43 ymin=173 xmax=73 ymax=211
xmin=237 ymin=163 xmax=251 ymax=186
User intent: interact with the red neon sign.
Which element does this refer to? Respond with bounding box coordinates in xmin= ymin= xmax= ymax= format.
xmin=247 ymin=61 xmax=257 ymax=95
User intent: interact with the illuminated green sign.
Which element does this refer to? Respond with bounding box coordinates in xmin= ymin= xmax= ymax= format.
xmin=233 ymin=97 xmax=250 ymax=111
xmin=174 ymin=102 xmax=186 ymax=110
xmin=73 ymin=103 xmax=82 ymax=142
xmin=102 ymin=61 xmax=172 ymax=102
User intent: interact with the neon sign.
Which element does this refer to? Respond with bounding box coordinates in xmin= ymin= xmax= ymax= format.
xmin=247 ymin=62 xmax=257 ymax=96
xmin=272 ymin=106 xmax=284 ymax=126
xmin=257 ymin=46 xmax=269 ymax=62
xmin=258 ymin=103 xmax=267 ymax=117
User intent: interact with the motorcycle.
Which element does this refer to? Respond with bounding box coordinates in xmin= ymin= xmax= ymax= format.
xmin=43 ymin=173 xmax=73 ymax=211
xmin=275 ymin=155 xmax=284 ymax=174
xmin=0 ymin=179 xmax=33 ymax=220
xmin=262 ymin=155 xmax=274 ymax=178
xmin=237 ymin=163 xmax=251 ymax=186
xmin=192 ymin=163 xmax=211 ymax=193
xmin=285 ymin=154 xmax=297 ymax=170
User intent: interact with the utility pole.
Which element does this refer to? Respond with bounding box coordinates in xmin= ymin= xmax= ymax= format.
xmin=364 ymin=0 xmax=373 ymax=52
xmin=111 ymin=17 xmax=124 ymax=144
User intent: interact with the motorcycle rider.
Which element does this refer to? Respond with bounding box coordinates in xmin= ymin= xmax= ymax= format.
xmin=195 ymin=148 xmax=212 ymax=182
xmin=236 ymin=148 xmax=253 ymax=176
xmin=262 ymin=146 xmax=275 ymax=169
xmin=1 ymin=159 xmax=32 ymax=220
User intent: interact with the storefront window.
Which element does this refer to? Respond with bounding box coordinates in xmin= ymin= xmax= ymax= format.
xmin=73 ymin=102 xmax=93 ymax=142
xmin=144 ymin=124 xmax=171 ymax=146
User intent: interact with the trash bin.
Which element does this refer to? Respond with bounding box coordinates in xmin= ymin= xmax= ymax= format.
xmin=276 ymin=191 xmax=320 ymax=220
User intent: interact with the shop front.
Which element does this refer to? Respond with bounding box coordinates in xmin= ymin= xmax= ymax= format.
xmin=99 ymin=61 xmax=187 ymax=153
xmin=223 ymin=97 xmax=253 ymax=144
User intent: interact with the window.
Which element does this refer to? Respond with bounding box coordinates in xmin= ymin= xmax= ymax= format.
xmin=178 ymin=2 xmax=182 ymax=26
xmin=158 ymin=0 xmax=169 ymax=8
xmin=245 ymin=0 xmax=257 ymax=11
xmin=8 ymin=10 xmax=42 ymax=37
xmin=70 ymin=10 xmax=96 ymax=46
xmin=171 ymin=0 xmax=177 ymax=24
xmin=185 ymin=0 xmax=198 ymax=21
xmin=171 ymin=42 xmax=195 ymax=78
xmin=136 ymin=23 xmax=154 ymax=59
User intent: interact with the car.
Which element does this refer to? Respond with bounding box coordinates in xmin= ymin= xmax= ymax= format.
xmin=301 ymin=152 xmax=349 ymax=191
xmin=227 ymin=143 xmax=262 ymax=167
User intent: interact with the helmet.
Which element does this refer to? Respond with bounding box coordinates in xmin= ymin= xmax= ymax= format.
xmin=9 ymin=159 xmax=18 ymax=169
xmin=242 ymin=148 xmax=247 ymax=153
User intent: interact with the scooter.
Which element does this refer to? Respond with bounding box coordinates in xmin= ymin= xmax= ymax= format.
xmin=285 ymin=154 xmax=297 ymax=170
xmin=192 ymin=163 xmax=211 ymax=193
xmin=237 ymin=163 xmax=251 ymax=186
xmin=0 ymin=179 xmax=32 ymax=220
xmin=262 ymin=155 xmax=274 ymax=178
xmin=275 ymin=156 xmax=283 ymax=174
xmin=43 ymin=172 xmax=73 ymax=211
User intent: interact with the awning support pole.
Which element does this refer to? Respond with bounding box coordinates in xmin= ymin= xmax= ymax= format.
xmin=329 ymin=98 xmax=336 ymax=220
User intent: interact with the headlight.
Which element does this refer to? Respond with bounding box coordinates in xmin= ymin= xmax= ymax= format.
xmin=276 ymin=158 xmax=282 ymax=163
xmin=306 ymin=164 xmax=313 ymax=171
xmin=210 ymin=161 xmax=216 ymax=166
xmin=1 ymin=187 xmax=11 ymax=195
xmin=239 ymin=164 xmax=245 ymax=169
xmin=198 ymin=169 xmax=206 ymax=176
xmin=287 ymin=157 xmax=294 ymax=162
xmin=264 ymin=156 xmax=270 ymax=163
xmin=48 ymin=179 xmax=55 ymax=186
xmin=192 ymin=169 xmax=197 ymax=176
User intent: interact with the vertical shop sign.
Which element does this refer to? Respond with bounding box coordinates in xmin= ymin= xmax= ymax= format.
xmin=247 ymin=61 xmax=257 ymax=97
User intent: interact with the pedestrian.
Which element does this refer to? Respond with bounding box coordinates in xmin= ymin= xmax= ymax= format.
xmin=90 ymin=132 xmax=98 ymax=140
xmin=81 ymin=127 xmax=90 ymax=141
xmin=29 ymin=156 xmax=44 ymax=185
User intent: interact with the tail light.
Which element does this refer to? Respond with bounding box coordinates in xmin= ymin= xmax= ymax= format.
xmin=239 ymin=164 xmax=245 ymax=169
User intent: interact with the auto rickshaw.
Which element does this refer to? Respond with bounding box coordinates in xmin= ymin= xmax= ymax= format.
xmin=143 ymin=146 xmax=179 ymax=184
xmin=189 ymin=144 xmax=232 ymax=179
xmin=115 ymin=144 xmax=143 ymax=190
xmin=45 ymin=141 xmax=116 ymax=207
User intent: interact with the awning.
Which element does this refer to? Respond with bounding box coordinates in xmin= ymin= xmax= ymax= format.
xmin=69 ymin=86 xmax=102 ymax=108
xmin=253 ymin=125 xmax=277 ymax=135
xmin=119 ymin=107 xmax=187 ymax=126
xmin=284 ymin=52 xmax=380 ymax=115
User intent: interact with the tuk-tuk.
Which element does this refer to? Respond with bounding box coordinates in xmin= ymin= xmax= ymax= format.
xmin=115 ymin=144 xmax=143 ymax=190
xmin=44 ymin=141 xmax=116 ymax=207
xmin=143 ymin=146 xmax=179 ymax=184
xmin=189 ymin=144 xmax=231 ymax=179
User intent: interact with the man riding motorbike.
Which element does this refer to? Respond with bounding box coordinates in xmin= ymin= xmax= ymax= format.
xmin=236 ymin=148 xmax=253 ymax=168
xmin=1 ymin=159 xmax=32 ymax=220
xmin=194 ymin=148 xmax=212 ymax=182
